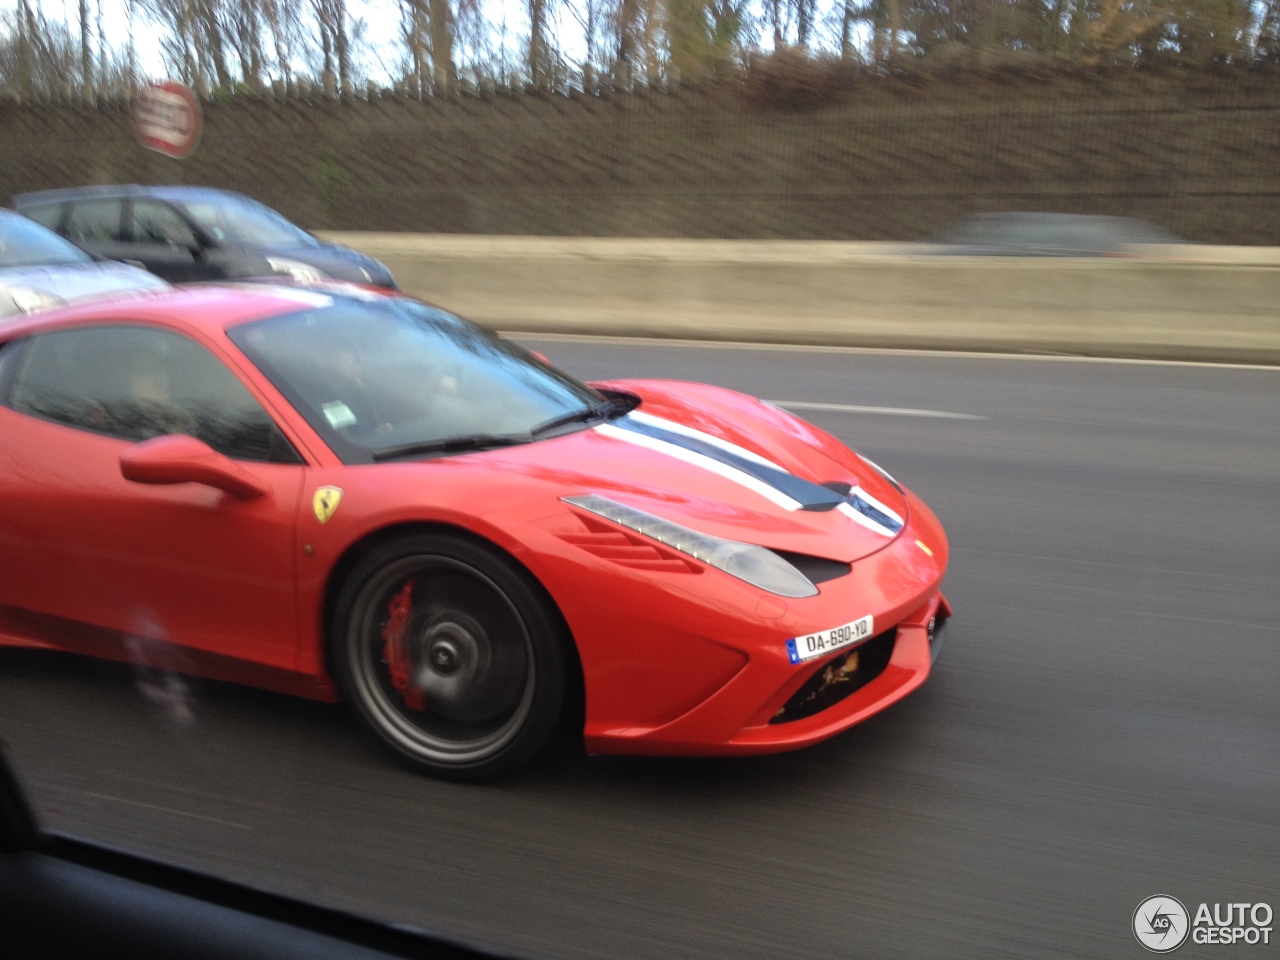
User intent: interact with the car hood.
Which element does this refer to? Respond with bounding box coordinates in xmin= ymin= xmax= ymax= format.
xmin=0 ymin=261 xmax=168 ymax=318
xmin=471 ymin=379 xmax=911 ymax=564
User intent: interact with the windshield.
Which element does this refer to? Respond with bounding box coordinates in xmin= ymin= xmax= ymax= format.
xmin=229 ymin=295 xmax=604 ymax=463
xmin=0 ymin=211 xmax=92 ymax=267
xmin=178 ymin=194 xmax=316 ymax=246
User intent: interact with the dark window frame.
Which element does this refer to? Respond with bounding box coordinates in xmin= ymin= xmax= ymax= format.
xmin=125 ymin=198 xmax=207 ymax=249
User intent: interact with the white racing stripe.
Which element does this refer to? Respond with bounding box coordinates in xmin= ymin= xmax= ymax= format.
xmin=772 ymin=401 xmax=987 ymax=420
xmin=598 ymin=414 xmax=903 ymax=538
xmin=594 ymin=422 xmax=803 ymax=511
xmin=627 ymin=409 xmax=786 ymax=469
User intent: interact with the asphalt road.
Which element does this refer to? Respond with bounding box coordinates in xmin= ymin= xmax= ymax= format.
xmin=2 ymin=339 xmax=1277 ymax=959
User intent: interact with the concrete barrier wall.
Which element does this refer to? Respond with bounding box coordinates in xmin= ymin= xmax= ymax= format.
xmin=320 ymin=234 xmax=1280 ymax=364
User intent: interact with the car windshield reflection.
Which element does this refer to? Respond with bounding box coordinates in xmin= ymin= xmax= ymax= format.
xmin=229 ymin=297 xmax=604 ymax=464
xmin=180 ymin=195 xmax=317 ymax=247
xmin=0 ymin=211 xmax=92 ymax=268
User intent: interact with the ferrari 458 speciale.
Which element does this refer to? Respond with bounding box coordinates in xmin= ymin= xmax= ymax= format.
xmin=0 ymin=283 xmax=950 ymax=778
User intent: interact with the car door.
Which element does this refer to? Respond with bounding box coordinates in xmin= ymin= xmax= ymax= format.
xmin=125 ymin=200 xmax=215 ymax=282
xmin=0 ymin=324 xmax=305 ymax=673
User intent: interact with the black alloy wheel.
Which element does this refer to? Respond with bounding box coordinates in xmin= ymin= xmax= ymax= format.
xmin=331 ymin=533 xmax=568 ymax=780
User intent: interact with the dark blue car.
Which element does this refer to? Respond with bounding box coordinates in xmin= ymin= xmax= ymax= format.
xmin=13 ymin=185 xmax=397 ymax=289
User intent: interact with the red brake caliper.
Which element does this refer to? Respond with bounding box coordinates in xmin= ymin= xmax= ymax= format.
xmin=381 ymin=580 xmax=425 ymax=711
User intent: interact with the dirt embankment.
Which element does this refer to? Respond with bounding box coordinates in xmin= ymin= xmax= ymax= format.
xmin=3 ymin=66 xmax=1279 ymax=244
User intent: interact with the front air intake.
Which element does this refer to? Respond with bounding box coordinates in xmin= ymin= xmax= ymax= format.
xmin=770 ymin=628 xmax=896 ymax=724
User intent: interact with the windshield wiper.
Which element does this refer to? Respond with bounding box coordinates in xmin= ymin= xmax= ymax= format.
xmin=375 ymin=397 xmax=636 ymax=461
xmin=529 ymin=396 xmax=634 ymax=438
xmin=372 ymin=433 xmax=531 ymax=462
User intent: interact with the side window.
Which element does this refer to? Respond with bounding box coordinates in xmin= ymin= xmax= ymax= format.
xmin=131 ymin=201 xmax=197 ymax=248
xmin=7 ymin=325 xmax=301 ymax=464
xmin=21 ymin=204 xmax=64 ymax=230
xmin=64 ymin=200 xmax=124 ymax=242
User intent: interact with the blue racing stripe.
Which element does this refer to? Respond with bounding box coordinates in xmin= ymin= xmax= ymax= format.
xmin=846 ymin=493 xmax=904 ymax=533
xmin=614 ymin=416 xmax=849 ymax=512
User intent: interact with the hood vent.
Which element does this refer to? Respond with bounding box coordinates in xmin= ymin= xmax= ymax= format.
xmin=557 ymin=514 xmax=701 ymax=574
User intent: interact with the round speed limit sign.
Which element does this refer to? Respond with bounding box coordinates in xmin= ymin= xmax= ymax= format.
xmin=132 ymin=81 xmax=202 ymax=159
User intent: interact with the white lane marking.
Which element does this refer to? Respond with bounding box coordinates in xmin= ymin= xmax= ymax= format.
xmin=595 ymin=422 xmax=802 ymax=511
xmin=84 ymin=791 xmax=253 ymax=830
xmin=507 ymin=332 xmax=1280 ymax=371
xmin=772 ymin=400 xmax=987 ymax=420
xmin=627 ymin=409 xmax=784 ymax=469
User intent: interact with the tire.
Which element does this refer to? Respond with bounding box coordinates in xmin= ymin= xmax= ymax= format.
xmin=330 ymin=532 xmax=567 ymax=780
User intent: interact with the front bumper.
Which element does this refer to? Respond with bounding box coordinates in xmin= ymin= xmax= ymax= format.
xmin=565 ymin=488 xmax=952 ymax=757
xmin=584 ymin=590 xmax=949 ymax=756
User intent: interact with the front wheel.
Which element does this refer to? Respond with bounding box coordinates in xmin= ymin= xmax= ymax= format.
xmin=331 ymin=533 xmax=567 ymax=780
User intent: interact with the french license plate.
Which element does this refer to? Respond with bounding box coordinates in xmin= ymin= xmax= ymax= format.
xmin=786 ymin=614 xmax=874 ymax=664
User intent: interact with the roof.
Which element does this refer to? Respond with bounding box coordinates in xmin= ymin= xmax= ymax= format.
xmin=13 ymin=184 xmax=254 ymax=209
xmin=0 ymin=283 xmax=357 ymax=340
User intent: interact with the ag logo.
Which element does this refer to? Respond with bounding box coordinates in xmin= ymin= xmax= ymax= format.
xmin=1134 ymin=895 xmax=1190 ymax=953
xmin=312 ymin=486 xmax=343 ymax=524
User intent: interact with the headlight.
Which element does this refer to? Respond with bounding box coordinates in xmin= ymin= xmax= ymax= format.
xmin=563 ymin=494 xmax=818 ymax=598
xmin=266 ymin=257 xmax=327 ymax=283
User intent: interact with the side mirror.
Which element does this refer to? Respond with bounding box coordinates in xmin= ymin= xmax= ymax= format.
xmin=119 ymin=435 xmax=269 ymax=500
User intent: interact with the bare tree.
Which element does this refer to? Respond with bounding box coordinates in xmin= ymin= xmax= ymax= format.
xmin=794 ymin=0 xmax=815 ymax=47
xmin=610 ymin=0 xmax=664 ymax=83
xmin=398 ymin=0 xmax=456 ymax=95
xmin=766 ymin=0 xmax=786 ymax=46
xmin=612 ymin=0 xmax=641 ymax=81
xmin=1 ymin=1 xmax=136 ymax=96
xmin=139 ymin=0 xmax=232 ymax=89
xmin=528 ymin=0 xmax=554 ymax=85
xmin=312 ymin=0 xmax=351 ymax=91
xmin=429 ymin=0 xmax=457 ymax=90
xmin=398 ymin=0 xmax=429 ymax=93
xmin=1258 ymin=0 xmax=1280 ymax=59
xmin=261 ymin=0 xmax=306 ymax=89
xmin=79 ymin=0 xmax=94 ymax=90
xmin=564 ymin=0 xmax=604 ymax=82
xmin=839 ymin=0 xmax=860 ymax=60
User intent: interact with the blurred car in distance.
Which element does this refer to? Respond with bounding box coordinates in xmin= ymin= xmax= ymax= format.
xmin=929 ymin=212 xmax=1181 ymax=256
xmin=12 ymin=185 xmax=397 ymax=289
xmin=0 ymin=208 xmax=168 ymax=319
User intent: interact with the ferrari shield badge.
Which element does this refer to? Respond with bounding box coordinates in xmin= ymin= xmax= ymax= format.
xmin=312 ymin=486 xmax=343 ymax=524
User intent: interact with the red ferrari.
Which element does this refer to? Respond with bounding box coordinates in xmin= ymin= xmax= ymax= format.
xmin=0 ymin=283 xmax=950 ymax=778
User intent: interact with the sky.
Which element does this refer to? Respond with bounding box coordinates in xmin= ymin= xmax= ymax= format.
xmin=23 ymin=0 xmax=586 ymax=85
xmin=16 ymin=1 xmax=857 ymax=87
